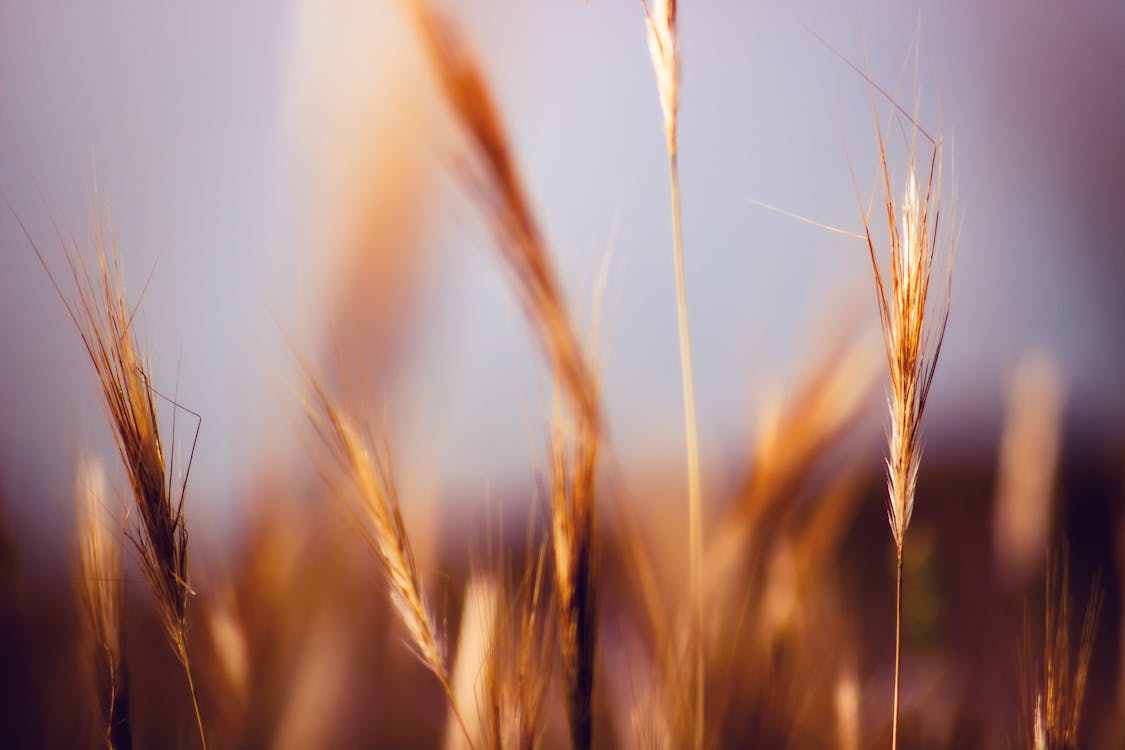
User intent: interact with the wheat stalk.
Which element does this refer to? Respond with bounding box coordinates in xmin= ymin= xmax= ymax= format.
xmin=642 ymin=2 xmax=704 ymax=746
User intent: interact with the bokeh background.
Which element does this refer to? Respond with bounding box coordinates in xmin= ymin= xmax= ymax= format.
xmin=1 ymin=1 xmax=1123 ymax=747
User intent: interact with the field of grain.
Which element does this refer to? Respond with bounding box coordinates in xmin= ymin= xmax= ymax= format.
xmin=1 ymin=2 xmax=1123 ymax=748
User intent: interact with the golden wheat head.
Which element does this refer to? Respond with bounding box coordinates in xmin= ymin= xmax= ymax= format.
xmin=644 ymin=0 xmax=679 ymax=149
xmin=301 ymin=368 xmax=475 ymax=746
xmin=20 ymin=198 xmax=206 ymax=748
xmin=862 ymin=121 xmax=953 ymax=555
xmin=75 ymin=222 xmax=191 ymax=640
xmin=408 ymin=0 xmax=599 ymax=433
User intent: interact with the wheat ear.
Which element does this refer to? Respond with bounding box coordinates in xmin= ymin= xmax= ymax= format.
xmin=408 ymin=5 xmax=604 ymax=746
xmin=408 ymin=0 xmax=599 ymax=433
xmin=20 ymin=202 xmax=207 ymax=749
xmin=301 ymin=372 xmax=473 ymax=748
xmin=856 ymin=94 xmax=952 ymax=748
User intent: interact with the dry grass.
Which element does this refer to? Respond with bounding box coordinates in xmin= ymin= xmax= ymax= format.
xmin=548 ymin=409 xmax=599 ymax=750
xmin=481 ymin=544 xmax=555 ymax=750
xmin=6 ymin=5 xmax=1121 ymax=750
xmin=1021 ymin=555 xmax=1103 ymax=750
xmin=408 ymin=0 xmax=599 ymax=433
xmin=18 ymin=200 xmax=207 ymax=749
xmin=408 ymin=4 xmax=607 ymax=746
xmin=643 ymin=2 xmax=706 ymax=747
xmin=856 ymin=86 xmax=953 ymax=749
xmin=301 ymin=367 xmax=473 ymax=746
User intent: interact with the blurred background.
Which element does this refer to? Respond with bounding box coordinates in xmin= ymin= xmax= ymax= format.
xmin=1 ymin=1 xmax=1123 ymax=747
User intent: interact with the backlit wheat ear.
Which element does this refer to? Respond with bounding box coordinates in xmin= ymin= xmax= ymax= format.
xmin=859 ymin=98 xmax=953 ymax=748
xmin=21 ymin=200 xmax=207 ymax=750
xmin=860 ymin=102 xmax=953 ymax=554
xmin=408 ymin=5 xmax=605 ymax=746
xmin=644 ymin=0 xmax=679 ymax=151
xmin=872 ymin=157 xmax=951 ymax=554
xmin=75 ymin=457 xmax=128 ymax=750
xmin=301 ymin=370 xmax=473 ymax=748
xmin=408 ymin=0 xmax=599 ymax=432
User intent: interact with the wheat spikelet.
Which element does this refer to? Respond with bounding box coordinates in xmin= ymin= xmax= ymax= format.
xmin=301 ymin=370 xmax=473 ymax=746
xmin=644 ymin=0 xmax=679 ymax=152
xmin=408 ymin=6 xmax=608 ymax=745
xmin=853 ymin=78 xmax=953 ymax=747
xmin=75 ymin=456 xmax=128 ymax=750
xmin=862 ymin=137 xmax=952 ymax=556
xmin=407 ymin=0 xmax=598 ymax=433
xmin=1022 ymin=554 xmax=1103 ymax=750
xmin=476 ymin=543 xmax=554 ymax=750
xmin=78 ymin=222 xmax=189 ymax=641
xmin=548 ymin=408 xmax=599 ymax=750
xmin=20 ymin=199 xmax=207 ymax=749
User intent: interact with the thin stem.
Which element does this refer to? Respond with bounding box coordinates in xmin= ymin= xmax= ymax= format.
xmin=438 ymin=672 xmax=477 ymax=750
xmin=177 ymin=636 xmax=208 ymax=750
xmin=666 ymin=141 xmax=704 ymax=750
xmin=891 ymin=547 xmax=904 ymax=750
xmin=102 ymin=712 xmax=114 ymax=750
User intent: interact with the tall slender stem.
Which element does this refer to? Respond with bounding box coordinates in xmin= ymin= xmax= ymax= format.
xmin=891 ymin=548 xmax=904 ymax=750
xmin=178 ymin=637 xmax=208 ymax=750
xmin=666 ymin=141 xmax=704 ymax=750
xmin=438 ymin=671 xmax=477 ymax=750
